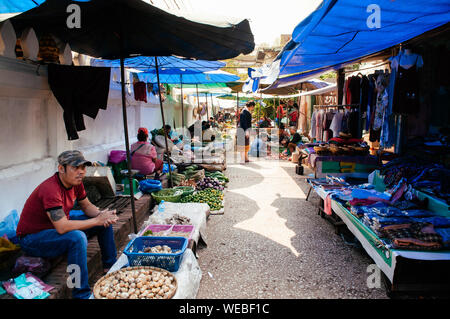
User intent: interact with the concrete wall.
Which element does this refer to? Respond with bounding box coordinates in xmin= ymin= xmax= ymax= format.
xmin=0 ymin=56 xmax=182 ymax=221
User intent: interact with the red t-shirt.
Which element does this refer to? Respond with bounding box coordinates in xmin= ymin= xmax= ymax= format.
xmin=16 ymin=173 xmax=87 ymax=237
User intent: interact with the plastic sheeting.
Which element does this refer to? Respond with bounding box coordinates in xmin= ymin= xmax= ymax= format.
xmin=137 ymin=70 xmax=239 ymax=85
xmin=269 ymin=0 xmax=450 ymax=86
xmin=91 ymin=56 xmax=226 ymax=74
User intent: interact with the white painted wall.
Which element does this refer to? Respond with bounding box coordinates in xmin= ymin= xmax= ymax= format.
xmin=0 ymin=56 xmax=183 ymax=221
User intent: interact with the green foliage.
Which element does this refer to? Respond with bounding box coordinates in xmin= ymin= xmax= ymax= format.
xmin=319 ymin=71 xmax=337 ymax=80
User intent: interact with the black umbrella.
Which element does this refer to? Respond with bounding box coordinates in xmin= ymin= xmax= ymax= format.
xmin=9 ymin=0 xmax=255 ymax=233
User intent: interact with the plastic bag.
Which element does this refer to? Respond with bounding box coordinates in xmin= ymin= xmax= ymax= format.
xmin=3 ymin=273 xmax=52 ymax=299
xmin=139 ymin=179 xmax=162 ymax=194
xmin=162 ymin=163 xmax=177 ymax=174
xmin=108 ymin=150 xmax=127 ymax=164
xmin=0 ymin=210 xmax=19 ymax=241
xmin=12 ymin=256 xmax=51 ymax=278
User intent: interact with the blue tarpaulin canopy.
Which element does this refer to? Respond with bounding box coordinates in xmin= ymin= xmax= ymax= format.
xmin=137 ymin=69 xmax=239 ymax=84
xmin=91 ymin=56 xmax=226 ymax=74
xmin=0 ymin=0 xmax=90 ymax=21
xmin=266 ymin=0 xmax=450 ymax=89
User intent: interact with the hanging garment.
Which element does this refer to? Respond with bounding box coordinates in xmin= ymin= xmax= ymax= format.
xmin=47 ymin=64 xmax=111 ymax=140
xmin=315 ymin=110 xmax=324 ymax=142
xmin=346 ymin=78 xmax=352 ymax=105
xmin=347 ymin=109 xmax=360 ymax=139
xmin=349 ymin=76 xmax=361 ymax=106
xmin=373 ymin=90 xmax=388 ymax=131
xmin=309 ymin=110 xmax=317 ymax=139
xmin=322 ymin=111 xmax=335 ymax=141
xmin=393 ymin=54 xmax=422 ymax=114
xmin=381 ymin=68 xmax=396 ymax=148
xmin=133 ymin=81 xmax=147 ymax=103
xmin=360 ymin=75 xmax=370 ymax=130
xmin=366 ymin=76 xmax=376 ymax=131
xmin=342 ymin=78 xmax=348 ymax=105
xmin=329 ymin=111 xmax=344 ymax=138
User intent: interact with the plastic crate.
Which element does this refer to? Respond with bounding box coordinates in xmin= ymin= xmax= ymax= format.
xmin=141 ymin=224 xmax=195 ymax=245
xmin=123 ymin=236 xmax=188 ymax=272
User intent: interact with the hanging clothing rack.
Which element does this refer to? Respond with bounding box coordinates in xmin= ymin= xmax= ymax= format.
xmin=313 ymin=103 xmax=360 ymax=109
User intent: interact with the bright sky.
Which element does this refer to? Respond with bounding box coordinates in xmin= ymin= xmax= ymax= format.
xmin=186 ymin=0 xmax=323 ymax=46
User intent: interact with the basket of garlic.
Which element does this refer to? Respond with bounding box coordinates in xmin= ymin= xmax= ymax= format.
xmin=123 ymin=236 xmax=188 ymax=272
xmin=93 ymin=266 xmax=177 ymax=299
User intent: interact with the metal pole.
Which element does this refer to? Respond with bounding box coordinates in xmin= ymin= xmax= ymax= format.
xmin=205 ymin=92 xmax=209 ymax=121
xmin=257 ymin=92 xmax=261 ymax=157
xmin=180 ymin=74 xmax=185 ymax=129
xmin=154 ymin=57 xmax=173 ymax=188
xmin=236 ymin=91 xmax=239 ymax=128
xmin=196 ymin=83 xmax=200 ymax=121
xmin=210 ymin=93 xmax=216 ymax=123
xmin=119 ymin=47 xmax=137 ymax=234
xmin=274 ymin=97 xmax=277 ymax=128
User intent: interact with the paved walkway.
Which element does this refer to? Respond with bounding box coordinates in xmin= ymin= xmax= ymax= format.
xmin=196 ymin=157 xmax=388 ymax=299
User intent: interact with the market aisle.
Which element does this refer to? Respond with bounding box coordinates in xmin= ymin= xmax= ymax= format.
xmin=196 ymin=158 xmax=388 ymax=299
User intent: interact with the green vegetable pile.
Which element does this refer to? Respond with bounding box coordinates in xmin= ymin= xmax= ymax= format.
xmin=204 ymin=171 xmax=229 ymax=184
xmin=180 ymin=188 xmax=224 ymax=211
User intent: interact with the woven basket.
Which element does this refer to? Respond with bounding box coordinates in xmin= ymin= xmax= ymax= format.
xmin=93 ymin=266 xmax=177 ymax=299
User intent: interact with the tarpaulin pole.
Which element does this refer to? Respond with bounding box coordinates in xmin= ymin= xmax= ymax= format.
xmin=180 ymin=74 xmax=185 ymax=129
xmin=119 ymin=31 xmax=137 ymax=234
xmin=210 ymin=93 xmax=216 ymax=123
xmin=257 ymin=92 xmax=261 ymax=157
xmin=154 ymin=56 xmax=173 ymax=188
xmin=196 ymin=83 xmax=200 ymax=121
xmin=205 ymin=92 xmax=209 ymax=120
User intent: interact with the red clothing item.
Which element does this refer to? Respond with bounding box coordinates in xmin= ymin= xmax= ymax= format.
xmin=276 ymin=105 xmax=285 ymax=119
xmin=133 ymin=81 xmax=147 ymax=103
xmin=16 ymin=173 xmax=87 ymax=237
xmin=289 ymin=110 xmax=298 ymax=122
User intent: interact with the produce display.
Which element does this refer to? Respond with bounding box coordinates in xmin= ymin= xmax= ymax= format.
xmin=196 ymin=176 xmax=225 ymax=191
xmin=183 ymin=165 xmax=205 ymax=182
xmin=165 ymin=214 xmax=191 ymax=225
xmin=178 ymin=179 xmax=197 ymax=188
xmin=93 ymin=266 xmax=177 ymax=299
xmin=205 ymin=171 xmax=229 ymax=184
xmin=180 ymin=188 xmax=224 ymax=211
xmin=140 ymin=245 xmax=181 ymax=254
xmin=164 ymin=172 xmax=185 ymax=186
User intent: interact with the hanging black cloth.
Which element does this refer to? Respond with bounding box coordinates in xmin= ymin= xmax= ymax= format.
xmin=47 ymin=64 xmax=111 ymax=140
xmin=393 ymin=56 xmax=420 ymax=114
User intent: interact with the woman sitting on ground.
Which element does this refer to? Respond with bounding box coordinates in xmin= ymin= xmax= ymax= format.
xmin=130 ymin=127 xmax=163 ymax=175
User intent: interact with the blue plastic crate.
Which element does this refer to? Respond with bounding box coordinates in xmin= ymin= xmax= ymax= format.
xmin=123 ymin=236 xmax=188 ymax=272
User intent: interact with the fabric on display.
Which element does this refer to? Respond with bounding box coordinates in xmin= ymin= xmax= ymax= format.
xmin=47 ymin=64 xmax=111 ymax=140
xmin=380 ymin=222 xmax=442 ymax=250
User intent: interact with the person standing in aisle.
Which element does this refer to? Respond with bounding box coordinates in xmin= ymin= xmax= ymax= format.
xmin=238 ymin=101 xmax=255 ymax=163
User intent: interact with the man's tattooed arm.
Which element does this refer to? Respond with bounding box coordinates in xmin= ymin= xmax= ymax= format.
xmin=48 ymin=208 xmax=65 ymax=222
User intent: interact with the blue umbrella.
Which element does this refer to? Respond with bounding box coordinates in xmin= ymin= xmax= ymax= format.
xmin=92 ymin=56 xmax=232 ymax=127
xmin=137 ymin=69 xmax=239 ymax=84
xmin=91 ymin=56 xmax=225 ymax=74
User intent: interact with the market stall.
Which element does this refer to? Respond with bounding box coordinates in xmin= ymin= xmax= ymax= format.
xmin=90 ymin=162 xmax=229 ymax=299
xmin=307 ymin=166 xmax=450 ymax=294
